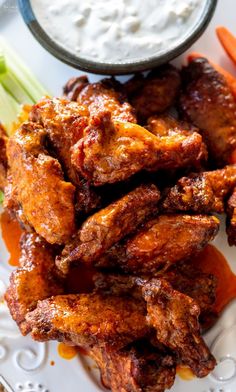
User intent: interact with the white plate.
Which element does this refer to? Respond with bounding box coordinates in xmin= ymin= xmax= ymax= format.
xmin=1 ymin=1 xmax=236 ymax=391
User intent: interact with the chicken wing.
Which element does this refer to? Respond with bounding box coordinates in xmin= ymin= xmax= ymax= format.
xmin=180 ymin=58 xmax=236 ymax=166
xmin=26 ymin=293 xmax=148 ymax=349
xmin=71 ymin=111 xmax=204 ymax=186
xmin=94 ymin=262 xmax=217 ymax=317
xmin=162 ymin=165 xmax=236 ymax=213
xmin=125 ymin=65 xmax=181 ymax=123
xmin=7 ymin=122 xmax=76 ymax=244
xmin=226 ymin=188 xmax=236 ymax=246
xmin=5 ymin=233 xmax=64 ymax=335
xmin=73 ymin=76 xmax=137 ymax=123
xmin=96 ymin=214 xmax=220 ymax=274
xmin=0 ymin=123 xmax=8 ymax=190
xmin=143 ymin=279 xmax=216 ymax=377
xmin=89 ymin=341 xmax=176 ymax=392
xmin=56 ymin=184 xmax=160 ymax=274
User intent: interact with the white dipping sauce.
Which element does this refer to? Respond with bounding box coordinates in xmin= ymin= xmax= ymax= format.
xmin=31 ymin=0 xmax=206 ymax=63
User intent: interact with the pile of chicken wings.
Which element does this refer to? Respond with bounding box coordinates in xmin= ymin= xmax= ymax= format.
xmin=2 ymin=57 xmax=236 ymax=392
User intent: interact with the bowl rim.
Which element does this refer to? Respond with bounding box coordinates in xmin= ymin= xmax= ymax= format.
xmin=18 ymin=0 xmax=218 ymax=75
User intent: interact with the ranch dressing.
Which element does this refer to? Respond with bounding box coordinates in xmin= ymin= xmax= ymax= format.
xmin=31 ymin=0 xmax=206 ymax=63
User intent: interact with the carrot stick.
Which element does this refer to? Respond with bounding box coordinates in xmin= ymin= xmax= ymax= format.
xmin=216 ymin=26 xmax=236 ymax=65
xmin=188 ymin=52 xmax=236 ymax=100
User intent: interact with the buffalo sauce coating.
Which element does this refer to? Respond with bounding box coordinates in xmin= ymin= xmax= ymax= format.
xmin=0 ymin=210 xmax=22 ymax=266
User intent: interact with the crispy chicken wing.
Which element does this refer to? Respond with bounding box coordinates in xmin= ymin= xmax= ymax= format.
xmin=147 ymin=115 xmax=207 ymax=166
xmin=226 ymin=188 xmax=236 ymax=246
xmin=96 ymin=214 xmax=219 ymax=274
xmin=71 ymin=112 xmax=204 ymax=186
xmin=7 ymin=122 xmax=76 ymax=244
xmin=56 ymin=184 xmax=160 ymax=274
xmin=74 ymin=77 xmax=137 ymax=123
xmin=94 ymin=262 xmax=217 ymax=317
xmin=89 ymin=341 xmax=176 ymax=392
xmin=5 ymin=233 xmax=64 ymax=335
xmin=29 ymin=97 xmax=100 ymax=214
xmin=0 ymin=123 xmax=8 ymax=190
xmin=26 ymin=293 xmax=148 ymax=349
xmin=180 ymin=58 xmax=236 ymax=166
xmin=125 ymin=65 xmax=181 ymax=123
xmin=143 ymin=279 xmax=216 ymax=377
xmin=162 ymin=165 xmax=236 ymax=213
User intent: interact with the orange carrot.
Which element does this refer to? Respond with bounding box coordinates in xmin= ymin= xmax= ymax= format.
xmin=188 ymin=52 xmax=236 ymax=100
xmin=216 ymin=26 xmax=236 ymax=65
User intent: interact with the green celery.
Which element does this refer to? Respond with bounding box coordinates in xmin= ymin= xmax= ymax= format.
xmin=0 ymin=83 xmax=21 ymax=134
xmin=0 ymin=190 xmax=4 ymax=204
xmin=0 ymin=37 xmax=50 ymax=102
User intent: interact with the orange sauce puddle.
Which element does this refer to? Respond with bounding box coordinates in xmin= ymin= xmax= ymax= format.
xmin=0 ymin=210 xmax=22 ymax=266
xmin=177 ymin=244 xmax=236 ymax=381
xmin=190 ymin=244 xmax=236 ymax=314
xmin=176 ymin=365 xmax=195 ymax=381
xmin=50 ymin=360 xmax=55 ymax=366
xmin=57 ymin=343 xmax=79 ymax=360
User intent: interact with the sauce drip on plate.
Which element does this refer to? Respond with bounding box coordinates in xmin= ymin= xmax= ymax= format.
xmin=58 ymin=343 xmax=79 ymax=360
xmin=190 ymin=244 xmax=236 ymax=314
xmin=176 ymin=365 xmax=195 ymax=381
xmin=0 ymin=210 xmax=22 ymax=266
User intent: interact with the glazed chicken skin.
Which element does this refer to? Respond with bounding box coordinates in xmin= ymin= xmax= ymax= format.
xmin=26 ymin=293 xmax=148 ymax=349
xmin=57 ymin=184 xmax=160 ymax=274
xmin=5 ymin=233 xmax=64 ymax=335
xmin=71 ymin=112 xmax=204 ymax=186
xmin=94 ymin=262 xmax=217 ymax=318
xmin=96 ymin=214 xmax=220 ymax=274
xmin=69 ymin=76 xmax=137 ymax=123
xmin=0 ymin=123 xmax=8 ymax=190
xmin=124 ymin=65 xmax=181 ymax=123
xmin=226 ymin=188 xmax=236 ymax=246
xmin=143 ymin=279 xmax=216 ymax=377
xmin=162 ymin=165 xmax=236 ymax=213
xmin=29 ymin=97 xmax=100 ymax=214
xmin=7 ymin=122 xmax=76 ymax=244
xmin=89 ymin=341 xmax=176 ymax=392
xmin=26 ymin=276 xmax=215 ymax=380
xmin=180 ymin=58 xmax=236 ymax=166
xmin=147 ymin=115 xmax=208 ymax=168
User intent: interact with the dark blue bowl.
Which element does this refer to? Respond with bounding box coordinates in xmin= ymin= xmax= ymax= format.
xmin=18 ymin=0 xmax=218 ymax=75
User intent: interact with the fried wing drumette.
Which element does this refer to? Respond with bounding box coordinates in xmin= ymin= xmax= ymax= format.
xmin=227 ymin=188 xmax=236 ymax=246
xmin=125 ymin=65 xmax=181 ymax=123
xmin=143 ymin=279 xmax=216 ymax=377
xmin=89 ymin=341 xmax=176 ymax=392
xmin=162 ymin=165 xmax=236 ymax=213
xmin=0 ymin=123 xmax=8 ymax=190
xmin=56 ymin=184 xmax=160 ymax=274
xmin=147 ymin=115 xmax=207 ymax=168
xmin=5 ymin=233 xmax=64 ymax=335
xmin=96 ymin=214 xmax=219 ymax=274
xmin=29 ymin=97 xmax=100 ymax=214
xmin=26 ymin=293 xmax=148 ymax=349
xmin=94 ymin=261 xmax=217 ymax=318
xmin=71 ymin=112 xmax=204 ymax=186
xmin=72 ymin=76 xmax=137 ymax=123
xmin=180 ymin=58 xmax=236 ymax=166
xmin=7 ymin=122 xmax=76 ymax=244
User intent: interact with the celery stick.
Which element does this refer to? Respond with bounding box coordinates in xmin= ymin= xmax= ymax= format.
xmin=0 ymin=48 xmax=7 ymax=74
xmin=0 ymin=83 xmax=21 ymax=134
xmin=0 ymin=69 xmax=34 ymax=104
xmin=0 ymin=37 xmax=50 ymax=102
xmin=0 ymin=190 xmax=4 ymax=204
